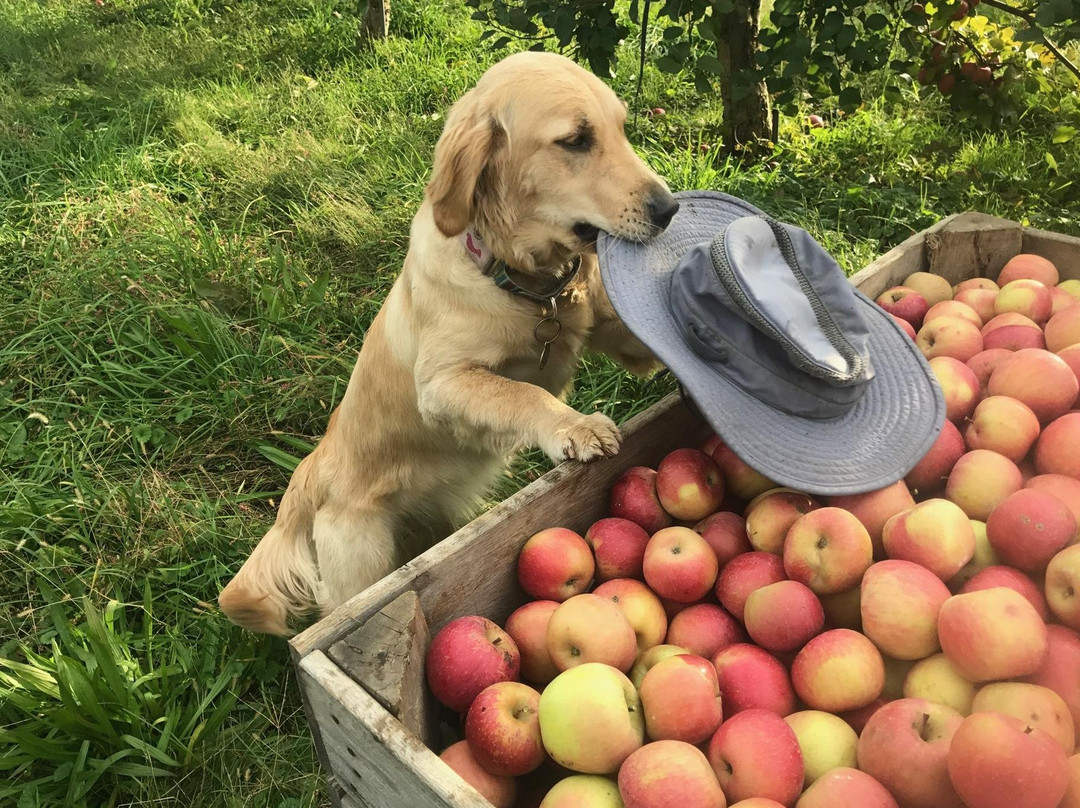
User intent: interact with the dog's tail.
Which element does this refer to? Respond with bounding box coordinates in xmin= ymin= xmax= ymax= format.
xmin=219 ymin=457 xmax=321 ymax=637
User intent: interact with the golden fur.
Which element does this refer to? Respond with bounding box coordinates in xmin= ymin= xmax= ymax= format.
xmin=218 ymin=51 xmax=677 ymax=636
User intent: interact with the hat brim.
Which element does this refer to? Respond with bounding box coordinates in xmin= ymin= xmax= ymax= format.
xmin=598 ymin=191 xmax=946 ymax=496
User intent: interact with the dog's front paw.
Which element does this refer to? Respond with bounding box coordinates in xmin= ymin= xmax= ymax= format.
xmin=545 ymin=412 xmax=622 ymax=463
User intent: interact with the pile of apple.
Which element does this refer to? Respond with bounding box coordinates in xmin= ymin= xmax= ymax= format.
xmin=424 ymin=254 xmax=1080 ymax=808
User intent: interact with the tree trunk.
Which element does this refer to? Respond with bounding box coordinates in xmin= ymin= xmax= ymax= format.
xmin=714 ymin=0 xmax=771 ymax=155
xmin=357 ymin=0 xmax=390 ymax=48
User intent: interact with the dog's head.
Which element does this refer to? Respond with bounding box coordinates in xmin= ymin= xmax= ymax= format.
xmin=425 ymin=51 xmax=678 ymax=273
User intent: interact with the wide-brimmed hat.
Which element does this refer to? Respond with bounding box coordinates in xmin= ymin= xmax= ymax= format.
xmin=598 ymin=191 xmax=946 ymax=496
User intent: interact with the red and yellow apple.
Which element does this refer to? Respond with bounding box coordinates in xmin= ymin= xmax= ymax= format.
xmin=1046 ymin=305 xmax=1080 ymax=353
xmin=618 ymin=740 xmax=727 ymax=808
xmin=538 ymin=663 xmax=645 ymax=774
xmin=743 ymin=580 xmax=825 ymax=653
xmin=1022 ymin=625 xmax=1080 ymax=748
xmin=929 ymin=356 xmax=981 ymax=423
xmin=609 ymin=467 xmax=674 ymax=535
xmin=1046 ymin=544 xmax=1080 ymax=631
xmin=715 ymin=551 xmax=786 ymax=621
xmin=643 ymin=527 xmax=720 ymax=604
xmin=628 ymin=643 xmax=688 ymax=689
xmin=640 ymin=654 xmax=724 ymax=744
xmin=877 ymin=285 xmax=930 ymax=330
xmin=937 ymin=587 xmax=1048 ymax=681
xmin=784 ymin=709 xmax=858 ymax=787
xmin=1034 ymin=413 xmax=1080 ymax=480
xmin=1026 ymin=473 xmax=1080 ymax=540
xmin=426 ymin=615 xmax=521 ymax=713
xmin=546 ymin=594 xmax=638 ymax=673
xmin=439 ymin=740 xmax=517 ymax=808
xmin=794 ymin=768 xmax=898 ymax=808
xmin=592 ymin=578 xmax=669 ymax=656
xmin=905 ymin=271 xmax=954 ymax=307
xmin=791 ymin=629 xmax=885 ymax=713
xmin=960 ymin=564 xmax=1049 ymax=620
xmin=902 ymin=653 xmax=976 ymax=715
xmin=925 ymin=299 xmax=981 ymax=328
xmin=707 ymin=708 xmax=804 ymax=806
xmin=585 ymin=518 xmax=651 ymax=582
xmin=712 ymin=643 xmax=796 ymax=718
xmin=905 ymin=418 xmax=966 ymax=495
xmin=505 ymin=600 xmax=561 ymax=685
xmin=947 ymin=711 xmax=1069 ymax=808
xmin=518 ymin=528 xmax=595 ymax=602
xmin=745 ymin=488 xmax=820 ymax=555
xmin=694 ymin=511 xmax=752 ymax=568
xmin=827 ymin=480 xmax=915 ymax=559
xmin=782 ymin=507 xmax=873 ymax=595
xmin=988 ymin=348 xmax=1079 ymax=423
xmin=916 ymin=316 xmax=983 ymax=362
xmin=666 ymin=602 xmax=745 ymax=660
xmin=656 ymin=448 xmax=726 ymax=521
xmin=994 ymin=278 xmax=1053 ymax=325
xmin=710 ymin=440 xmax=778 ymax=502
xmin=881 ymin=499 xmax=975 ymax=581
xmin=465 ymin=681 xmax=545 ymax=776
xmin=538 ymin=775 xmax=623 ymax=808
xmin=998 ymin=254 xmax=1059 ymax=287
xmin=971 ymin=682 xmax=1075 ymax=754
xmin=860 ymin=559 xmax=950 ymax=660
xmin=986 ymin=488 xmax=1075 ymax=572
xmin=945 ymin=449 xmax=1023 ymax=521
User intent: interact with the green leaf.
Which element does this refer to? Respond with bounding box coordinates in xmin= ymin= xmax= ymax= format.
xmin=838 ymin=86 xmax=862 ymax=111
xmin=1052 ymin=125 xmax=1077 ymax=144
xmin=1046 ymin=151 xmax=1059 ymax=172
xmin=836 ymin=25 xmax=857 ymax=52
xmin=865 ymin=13 xmax=889 ymax=32
xmin=697 ymin=54 xmax=723 ymax=74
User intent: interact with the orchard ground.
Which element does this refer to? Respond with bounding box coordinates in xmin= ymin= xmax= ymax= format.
xmin=0 ymin=0 xmax=1078 ymax=806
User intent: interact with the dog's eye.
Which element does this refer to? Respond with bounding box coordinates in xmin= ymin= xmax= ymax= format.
xmin=556 ymin=132 xmax=592 ymax=152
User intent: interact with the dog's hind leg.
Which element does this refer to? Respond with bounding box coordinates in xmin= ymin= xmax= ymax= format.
xmin=312 ymin=506 xmax=400 ymax=616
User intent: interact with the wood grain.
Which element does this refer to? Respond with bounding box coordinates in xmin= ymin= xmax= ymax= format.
xmin=327 ymin=590 xmax=439 ymax=750
xmin=1022 ymin=228 xmax=1080 ymax=281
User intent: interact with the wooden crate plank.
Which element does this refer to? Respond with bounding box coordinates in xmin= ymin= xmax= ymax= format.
xmin=1022 ymin=228 xmax=1080 ymax=281
xmin=291 ymin=392 xmax=704 ymax=660
xmin=848 ymin=224 xmax=937 ymax=300
xmin=924 ymin=212 xmax=1022 ymax=284
xmin=300 ymin=650 xmax=492 ymax=808
xmin=327 ymin=590 xmax=440 ymax=750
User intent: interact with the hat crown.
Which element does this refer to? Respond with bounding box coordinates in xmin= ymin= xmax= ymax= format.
xmin=668 ymin=215 xmax=875 ymax=420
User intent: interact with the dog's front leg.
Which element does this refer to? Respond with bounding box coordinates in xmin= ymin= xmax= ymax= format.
xmin=416 ymin=359 xmax=622 ymax=463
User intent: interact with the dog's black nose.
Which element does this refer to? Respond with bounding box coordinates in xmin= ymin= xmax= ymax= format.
xmin=647 ymin=191 xmax=680 ymax=230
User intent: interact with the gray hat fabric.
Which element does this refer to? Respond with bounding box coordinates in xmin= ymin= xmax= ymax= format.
xmin=597 ymin=191 xmax=946 ymax=496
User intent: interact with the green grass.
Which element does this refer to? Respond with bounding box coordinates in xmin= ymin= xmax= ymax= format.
xmin=1 ymin=0 xmax=1077 ymax=805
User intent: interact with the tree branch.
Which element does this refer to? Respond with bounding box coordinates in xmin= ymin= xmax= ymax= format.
xmin=979 ymin=0 xmax=1080 ymax=83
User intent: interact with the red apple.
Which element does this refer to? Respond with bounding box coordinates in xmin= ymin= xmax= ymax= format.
xmin=1046 ymin=305 xmax=1080 ymax=353
xmin=656 ymin=448 xmax=726 ymax=521
xmin=857 ymin=698 xmax=964 ymax=808
xmin=439 ymin=740 xmax=517 ymax=808
xmin=743 ymin=580 xmax=824 ymax=653
xmin=945 ymin=449 xmax=1023 ymax=521
xmin=795 ymin=767 xmax=898 ymax=808
xmin=828 ymin=480 xmax=915 ymax=559
xmin=966 ymin=348 xmax=1013 ymax=394
xmin=546 ymin=593 xmax=638 ymax=674
xmin=629 ymin=643 xmax=689 ymax=689
xmin=666 ymin=603 xmax=745 ymax=659
xmin=610 ymin=467 xmax=674 ymax=534
xmin=640 ymin=654 xmax=724 ymax=744
xmin=877 ymin=286 xmax=930 ymax=330
xmin=929 ymin=356 xmax=981 ymax=423
xmin=711 ymin=440 xmax=778 ymax=502
xmin=960 ymin=565 xmax=1049 ymax=620
xmin=892 ymin=314 xmax=917 ymax=339
xmin=947 ymin=711 xmax=1069 ymax=808
xmin=783 ymin=507 xmax=873 ymax=594
xmin=643 ymin=527 xmax=719 ymax=604
xmin=988 ymin=349 xmax=1079 ymax=423
xmin=971 ymin=682 xmax=1075 ymax=754
xmin=882 ymin=499 xmax=976 ymax=581
xmin=963 ymin=395 xmax=1041 ymax=462
xmin=1046 ymin=545 xmax=1080 ymax=631
xmin=998 ymin=253 xmax=1059 ymax=288
xmin=994 ymin=278 xmax=1054 ymax=325
xmin=426 ymin=615 xmax=521 ymax=713
xmin=982 ymin=311 xmax=1040 ymax=336
xmin=517 ymin=528 xmax=595 ymax=602
xmin=916 ymin=316 xmax=983 ymax=362
xmin=694 ymin=511 xmax=752 ymax=567
xmin=712 ymin=643 xmax=796 ymax=718
xmin=956 ymin=277 xmax=999 ymax=293
xmin=1062 ymin=754 xmax=1080 ymax=808
xmin=955 ymin=287 xmax=998 ymax=324
xmin=592 ymin=578 xmax=668 ymax=656
xmin=745 ymin=488 xmax=820 ymax=555
xmin=1022 ymin=625 xmax=1080 ymax=748
xmin=925 ymin=299 xmax=981 ymax=328
xmin=464 ymin=681 xmax=545 ymax=776
xmin=938 ymin=587 xmax=1048 ymax=681
xmin=1035 ymin=413 xmax=1080 ymax=480
xmin=618 ymin=740 xmax=727 ymax=808
xmin=715 ymin=551 xmax=786 ymax=621
xmin=792 ymin=629 xmax=885 ymax=713
xmin=707 ymin=709 xmax=804 ymax=806
xmin=983 ymin=323 xmax=1047 ymax=351
xmin=1060 ymin=343 xmax=1080 ymax=389
xmin=986 ymin=489 xmax=1075 ymax=572
xmin=861 ymin=560 xmax=950 ymax=660
xmin=1026 ymin=474 xmax=1080 ymax=541
xmin=505 ymin=600 xmax=560 ymax=685
xmin=905 ymin=418 xmax=965 ymax=495
xmin=585 ymin=518 xmax=650 ymax=582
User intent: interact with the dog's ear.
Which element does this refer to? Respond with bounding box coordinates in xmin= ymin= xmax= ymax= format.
xmin=426 ymin=91 xmax=504 ymax=237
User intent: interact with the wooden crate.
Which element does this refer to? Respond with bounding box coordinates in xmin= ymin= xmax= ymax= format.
xmin=289 ymin=211 xmax=1080 ymax=808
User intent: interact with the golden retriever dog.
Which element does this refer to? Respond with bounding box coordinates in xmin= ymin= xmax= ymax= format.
xmin=218 ymin=50 xmax=679 ymax=636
